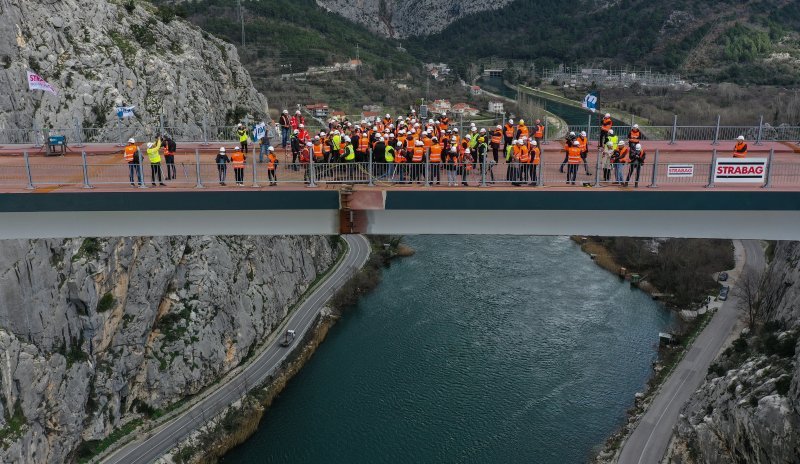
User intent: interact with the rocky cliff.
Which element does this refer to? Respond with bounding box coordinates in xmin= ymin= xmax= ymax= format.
xmin=0 ymin=0 xmax=266 ymax=138
xmin=0 ymin=235 xmax=338 ymax=464
xmin=315 ymin=0 xmax=513 ymax=38
xmin=670 ymin=241 xmax=800 ymax=463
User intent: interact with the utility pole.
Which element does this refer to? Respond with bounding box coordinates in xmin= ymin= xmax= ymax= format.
xmin=355 ymin=43 xmax=360 ymax=78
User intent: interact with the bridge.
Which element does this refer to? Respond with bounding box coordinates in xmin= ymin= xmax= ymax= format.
xmin=1 ymin=141 xmax=799 ymax=239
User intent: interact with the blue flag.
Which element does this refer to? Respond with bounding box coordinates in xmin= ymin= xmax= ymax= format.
xmin=582 ymin=93 xmax=598 ymax=112
xmin=115 ymin=106 xmax=136 ymax=119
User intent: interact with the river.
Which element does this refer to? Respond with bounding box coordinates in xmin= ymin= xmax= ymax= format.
xmin=222 ymin=236 xmax=674 ymax=463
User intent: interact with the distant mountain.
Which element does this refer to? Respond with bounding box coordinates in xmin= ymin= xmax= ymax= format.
xmin=402 ymin=0 xmax=800 ymax=84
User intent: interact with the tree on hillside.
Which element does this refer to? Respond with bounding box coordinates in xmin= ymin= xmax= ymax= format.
xmin=734 ymin=269 xmax=767 ymax=328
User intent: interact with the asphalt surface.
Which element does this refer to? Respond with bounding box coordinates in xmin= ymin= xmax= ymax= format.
xmin=101 ymin=234 xmax=371 ymax=464
xmin=617 ymin=239 xmax=766 ymax=464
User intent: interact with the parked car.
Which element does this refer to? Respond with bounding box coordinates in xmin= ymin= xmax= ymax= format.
xmin=719 ymin=286 xmax=730 ymax=301
xmin=718 ymin=272 xmax=729 ymax=282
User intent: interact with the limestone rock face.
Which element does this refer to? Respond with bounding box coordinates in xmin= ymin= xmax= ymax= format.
xmin=315 ymin=0 xmax=514 ymax=38
xmin=0 ymin=0 xmax=267 ymax=139
xmin=670 ymin=241 xmax=800 ymax=464
xmin=0 ymin=236 xmax=338 ymax=463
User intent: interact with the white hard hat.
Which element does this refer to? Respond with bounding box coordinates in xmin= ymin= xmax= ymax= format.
xmin=283 ymin=109 xmax=289 ymax=114
xmin=314 ymin=136 xmax=320 ymax=140
xmin=509 ymin=119 xmax=514 ymax=124
xmin=450 ymin=146 xmax=457 ymax=152
xmin=465 ymin=135 xmax=472 ymax=140
xmin=397 ymin=142 xmax=403 ymax=148
xmin=146 ymin=142 xmax=153 ymax=149
xmin=608 ymin=129 xmax=614 ymax=135
xmin=465 ymin=148 xmax=471 ymax=153
xmin=635 ymin=143 xmax=642 ymax=150
xmin=480 ymin=128 xmax=486 ymax=133
xmin=512 ymin=140 xmax=519 ymax=145
xmin=128 ymin=138 xmax=135 ymax=144
xmin=237 ymin=123 xmax=243 ymax=127
xmin=386 ymin=113 xmax=390 ymax=118
xmin=219 ymin=147 xmax=226 ymax=153
xmin=605 ymin=113 xmax=611 ymax=118
xmin=344 ymin=136 xmax=351 ymax=142
xmin=453 ymin=128 xmax=459 ymax=133
xmin=305 ymin=142 xmax=312 ymax=147
xmin=633 ymin=124 xmax=639 ymax=129
xmin=496 ymin=125 xmax=502 ymax=129
xmin=388 ymin=133 xmax=395 ymax=137
xmin=320 ymin=131 xmax=326 ymax=136
xmin=416 ymin=140 xmax=423 ymax=146
xmin=293 ymin=129 xmax=299 ymax=134
xmin=233 ymin=146 xmax=240 ymax=150
xmin=378 ymin=136 xmax=384 ymax=141
xmin=618 ymin=141 xmax=626 ymax=146
xmin=580 ymin=131 xmax=586 ymax=137
xmin=606 ymin=141 xmax=613 ymax=147
xmin=573 ymin=141 xmax=580 ymax=146
xmin=296 ymin=110 xmax=302 ymax=114
xmin=268 ymin=146 xmax=275 ymax=151
xmin=737 ymin=135 xmax=745 ymax=141
xmin=372 ymin=126 xmax=378 ymax=131
xmin=532 ymin=141 xmax=537 ymax=146
xmin=569 ymin=131 xmax=575 ymax=136
xmin=299 ymin=124 xmax=305 ymax=128
xmin=428 ymin=119 xmax=434 ymax=124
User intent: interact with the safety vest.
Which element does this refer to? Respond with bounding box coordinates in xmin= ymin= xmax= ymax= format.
xmin=517 ymin=125 xmax=529 ymax=138
xmin=733 ymin=142 xmax=747 ymax=158
xmin=629 ymin=129 xmax=641 ymax=144
xmin=532 ymin=146 xmax=541 ymax=165
xmin=237 ymin=128 xmax=248 ymax=143
xmin=267 ymin=153 xmax=277 ymax=170
xmin=504 ymin=124 xmax=514 ymax=138
xmin=608 ymin=135 xmax=619 ymax=147
xmin=358 ymin=135 xmax=370 ymax=152
xmin=423 ymin=137 xmax=432 ymax=148
xmin=412 ymin=146 xmax=425 ymax=162
xmin=312 ymin=144 xmax=324 ymax=161
xmin=384 ymin=145 xmax=395 ymax=162
xmin=395 ymin=150 xmax=407 ymax=163
xmin=231 ymin=150 xmax=245 ymax=167
xmin=469 ymin=135 xmax=478 ymax=149
xmin=124 ymin=145 xmax=137 ymax=162
xmin=534 ymin=124 xmax=544 ymax=138
xmin=618 ymin=147 xmax=630 ymax=163
xmin=332 ymin=135 xmax=341 ymax=152
xmin=429 ymin=145 xmax=442 ymax=162
xmin=601 ymin=117 xmax=612 ymax=131
xmin=491 ymin=130 xmax=502 ymax=145
xmin=505 ymin=145 xmax=514 ymax=162
xmin=147 ymin=140 xmax=162 ymax=163
xmin=567 ymin=146 xmax=582 ymax=164
xmin=519 ymin=145 xmax=531 ymax=163
xmin=577 ymin=136 xmax=588 ymax=151
xmin=344 ymin=145 xmax=355 ymax=161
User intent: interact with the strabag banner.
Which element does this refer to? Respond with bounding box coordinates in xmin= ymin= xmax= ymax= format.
xmin=27 ymin=70 xmax=58 ymax=95
xmin=667 ymin=164 xmax=694 ymax=178
xmin=713 ymin=158 xmax=767 ymax=183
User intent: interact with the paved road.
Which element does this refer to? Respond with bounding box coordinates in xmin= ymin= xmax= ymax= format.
xmin=617 ymin=240 xmax=766 ymax=464
xmin=102 ymin=234 xmax=371 ymax=464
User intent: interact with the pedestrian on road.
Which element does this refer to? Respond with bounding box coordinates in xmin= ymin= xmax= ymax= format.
xmin=279 ymin=110 xmax=291 ymax=149
xmin=236 ymin=123 xmax=249 ymax=155
xmin=163 ymin=135 xmax=177 ymax=181
xmin=123 ymin=138 xmax=143 ymax=186
xmin=147 ymin=137 xmax=166 ymax=186
xmin=231 ymin=146 xmax=246 ymax=186
xmin=626 ymin=143 xmax=646 ymax=187
xmin=215 ymin=147 xmax=229 ymax=185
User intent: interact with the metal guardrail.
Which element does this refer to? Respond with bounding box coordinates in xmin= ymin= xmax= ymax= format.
xmin=2 ymin=119 xmax=798 ymax=146
xmin=1 ymin=147 xmax=790 ymax=191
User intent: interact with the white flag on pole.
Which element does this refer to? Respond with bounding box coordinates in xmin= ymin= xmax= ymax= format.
xmin=26 ymin=70 xmax=58 ymax=95
xmin=252 ymin=122 xmax=266 ymax=142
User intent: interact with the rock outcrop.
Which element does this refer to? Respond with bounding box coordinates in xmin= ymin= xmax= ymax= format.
xmin=670 ymin=241 xmax=800 ymax=464
xmin=315 ymin=0 xmax=513 ymax=38
xmin=0 ymin=0 xmax=267 ymax=139
xmin=0 ymin=235 xmax=339 ymax=464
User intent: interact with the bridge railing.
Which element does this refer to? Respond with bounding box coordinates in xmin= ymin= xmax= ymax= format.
xmin=1 ymin=149 xmax=794 ymax=190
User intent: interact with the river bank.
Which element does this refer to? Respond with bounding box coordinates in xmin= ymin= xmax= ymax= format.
xmin=164 ymin=236 xmax=402 ymax=464
xmin=571 ymin=236 xmax=735 ymax=462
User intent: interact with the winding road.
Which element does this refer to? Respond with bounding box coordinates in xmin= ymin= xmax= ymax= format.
xmin=618 ymin=239 xmax=766 ymax=464
xmin=102 ymin=234 xmax=371 ymax=464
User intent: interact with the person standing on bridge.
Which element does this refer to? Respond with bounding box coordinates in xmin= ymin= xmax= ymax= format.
xmin=613 ymin=141 xmax=629 ymax=185
xmin=429 ymin=137 xmax=443 ymax=185
xmin=577 ymin=131 xmax=591 ymax=176
xmin=237 ymin=123 xmax=249 ymax=155
xmin=600 ymin=113 xmax=613 ymax=148
xmin=280 ymin=110 xmax=291 ymax=149
xmin=625 ymin=143 xmax=646 ymax=187
xmin=533 ymin=119 xmax=545 ymax=147
xmin=628 ymin=124 xmax=641 ymax=148
xmin=601 ymin=141 xmax=614 ymax=183
xmin=215 ymin=147 xmax=229 ymax=185
xmin=123 ymin=138 xmax=143 ymax=187
xmin=530 ymin=140 xmax=540 ymax=185
xmin=163 ymin=135 xmax=177 ymax=181
xmin=266 ymin=146 xmax=278 ymax=186
xmin=147 ymin=137 xmax=166 ymax=186
xmin=231 ymin=146 xmax=246 ymax=186
xmin=560 ymin=131 xmax=576 ymax=173
xmin=490 ymin=125 xmax=503 ymax=163
xmin=445 ymin=146 xmax=458 ymax=186
xmin=566 ymin=140 xmax=582 ymax=185
xmin=504 ymin=119 xmax=515 ymax=153
xmin=733 ymin=135 xmax=748 ymax=158
xmin=290 ymin=110 xmax=305 ymax=131
xmin=607 ymin=129 xmax=618 ymax=150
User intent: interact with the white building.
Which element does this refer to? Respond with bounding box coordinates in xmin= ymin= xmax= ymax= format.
xmin=488 ymin=101 xmax=504 ymax=113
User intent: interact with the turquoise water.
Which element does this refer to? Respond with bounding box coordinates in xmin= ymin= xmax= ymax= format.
xmin=222 ymin=236 xmax=673 ymax=463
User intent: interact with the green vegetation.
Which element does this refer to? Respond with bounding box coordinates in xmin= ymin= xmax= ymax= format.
xmin=0 ymin=401 xmax=27 ymax=444
xmin=96 ymin=292 xmax=116 ymax=313
xmin=73 ymin=238 xmax=102 ymax=262
xmin=131 ymin=19 xmax=157 ymax=48
xmin=721 ymin=24 xmax=771 ymax=63
xmin=108 ymin=31 xmax=136 ymax=64
xmin=75 ymin=419 xmax=142 ymax=464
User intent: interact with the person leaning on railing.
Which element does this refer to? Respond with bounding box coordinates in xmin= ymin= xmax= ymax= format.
xmin=734 ymin=135 xmax=748 ymax=158
xmin=123 ymin=138 xmax=143 ymax=187
xmin=146 ymin=137 xmax=166 ymax=186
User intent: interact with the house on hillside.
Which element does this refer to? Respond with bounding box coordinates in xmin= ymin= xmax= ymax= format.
xmin=488 ymin=101 xmax=504 ymax=113
xmin=470 ymin=85 xmax=482 ymax=96
xmin=306 ymin=103 xmax=329 ymax=118
xmin=361 ymin=111 xmax=379 ymax=123
xmin=452 ymin=103 xmax=480 ymax=117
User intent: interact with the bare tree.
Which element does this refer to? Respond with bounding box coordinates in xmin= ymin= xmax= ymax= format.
xmin=734 ymin=269 xmax=766 ymax=328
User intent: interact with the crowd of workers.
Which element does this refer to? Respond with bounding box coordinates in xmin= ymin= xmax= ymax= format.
xmin=121 ymin=110 xmax=750 ymax=188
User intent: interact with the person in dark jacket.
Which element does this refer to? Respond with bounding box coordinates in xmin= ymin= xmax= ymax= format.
xmin=215 ymin=147 xmax=230 ymax=185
